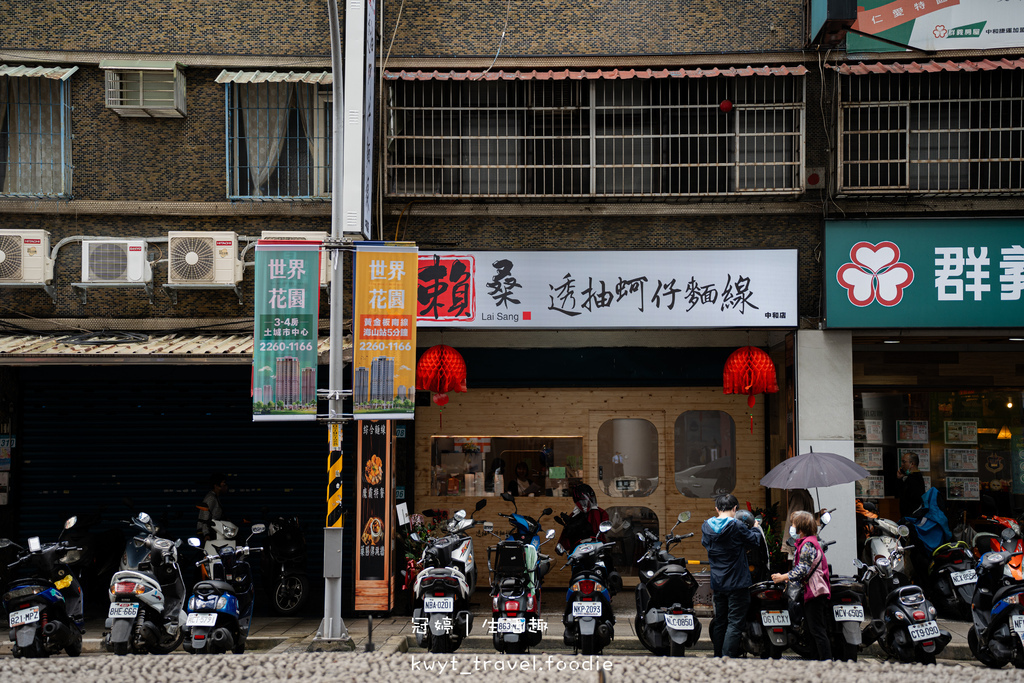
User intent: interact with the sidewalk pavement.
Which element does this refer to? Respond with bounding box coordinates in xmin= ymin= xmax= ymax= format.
xmin=9 ymin=594 xmax=974 ymax=662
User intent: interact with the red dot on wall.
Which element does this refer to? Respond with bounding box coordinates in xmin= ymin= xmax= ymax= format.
xmin=808 ymin=173 xmax=821 ymax=186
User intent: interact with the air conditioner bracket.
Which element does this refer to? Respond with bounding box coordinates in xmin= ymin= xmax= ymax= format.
xmin=71 ymin=281 xmax=155 ymax=305
xmin=162 ymin=283 xmax=243 ymax=305
xmin=0 ymin=281 xmax=57 ymax=305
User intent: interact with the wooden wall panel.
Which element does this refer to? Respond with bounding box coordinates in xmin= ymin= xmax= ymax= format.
xmin=412 ymin=387 xmax=766 ymax=588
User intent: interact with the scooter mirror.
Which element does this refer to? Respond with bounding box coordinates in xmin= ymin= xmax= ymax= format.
xmin=541 ymin=507 xmax=553 ymax=517
xmin=475 ymin=499 xmax=487 ymax=512
xmin=250 ymin=524 xmax=266 ymax=535
xmin=555 ymin=543 xmax=565 ymax=556
xmin=64 ymin=516 xmax=78 ymax=530
xmin=677 ymin=512 xmax=691 ymax=524
xmin=546 ymin=529 xmax=555 ymax=540
xmin=598 ymin=521 xmax=612 ymax=534
xmin=0 ymin=539 xmax=11 ymax=548
xmin=897 ymin=525 xmax=910 ymax=537
xmin=500 ymin=492 xmax=514 ymax=503
xmin=410 ymin=533 xmax=421 ymax=543
xmin=454 ymin=510 xmax=467 ymax=522
xmin=188 ymin=537 xmax=202 ymax=548
xmin=28 ymin=537 xmax=41 ymax=552
xmin=483 ymin=522 xmax=494 ymax=533
xmin=820 ymin=511 xmax=832 ymax=526
xmin=137 ymin=512 xmax=151 ymax=525
xmin=636 ymin=532 xmax=645 ymax=541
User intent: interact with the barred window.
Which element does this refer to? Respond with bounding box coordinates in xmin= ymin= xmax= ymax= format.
xmin=385 ymin=75 xmax=805 ymax=199
xmin=839 ymin=69 xmax=1024 ymax=194
xmin=225 ymin=82 xmax=331 ymax=200
xmin=0 ymin=73 xmax=74 ymax=197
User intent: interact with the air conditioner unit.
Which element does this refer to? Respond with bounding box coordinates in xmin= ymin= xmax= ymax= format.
xmin=260 ymin=230 xmax=330 ymax=286
xmin=101 ymin=60 xmax=187 ymax=118
xmin=0 ymin=229 xmax=55 ymax=284
xmin=81 ymin=239 xmax=152 ymax=283
xmin=167 ymin=231 xmax=243 ymax=285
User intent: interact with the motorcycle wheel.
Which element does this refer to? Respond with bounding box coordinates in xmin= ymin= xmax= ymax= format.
xmin=504 ymin=639 xmax=526 ymax=655
xmin=65 ymin=631 xmax=83 ymax=657
xmin=428 ymin=634 xmax=449 ymax=654
xmin=668 ymin=639 xmax=685 ymax=657
xmin=918 ymin=653 xmax=936 ymax=665
xmin=766 ymin=641 xmax=785 ymax=660
xmin=111 ymin=640 xmax=129 ymax=656
xmin=579 ymin=632 xmax=598 ymax=656
xmin=968 ymin=626 xmax=1003 ymax=668
xmin=272 ymin=574 xmax=310 ymax=616
xmin=148 ymin=627 xmax=185 ymax=655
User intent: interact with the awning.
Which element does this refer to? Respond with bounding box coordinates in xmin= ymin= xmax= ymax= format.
xmin=215 ymin=70 xmax=333 ymax=85
xmin=0 ymin=64 xmax=79 ymax=81
xmin=830 ymin=58 xmax=1024 ymax=75
xmin=99 ymin=60 xmax=181 ymax=72
xmin=0 ymin=332 xmax=340 ymax=365
xmin=383 ymin=65 xmax=808 ymax=81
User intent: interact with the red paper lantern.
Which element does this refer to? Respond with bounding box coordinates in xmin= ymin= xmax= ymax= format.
xmin=723 ymin=346 xmax=778 ymax=405
xmin=416 ymin=345 xmax=467 ymax=409
xmin=719 ymin=99 xmax=733 ymax=113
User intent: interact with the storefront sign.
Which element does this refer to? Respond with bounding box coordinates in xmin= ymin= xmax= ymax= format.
xmin=416 ymin=250 xmax=797 ymax=328
xmin=354 ymin=420 xmax=393 ymax=611
xmin=825 ymin=219 xmax=1024 ymax=328
xmin=352 ymin=242 xmax=418 ymax=419
xmin=252 ymin=240 xmax=321 ymax=421
xmin=847 ymin=0 xmax=1024 ymax=53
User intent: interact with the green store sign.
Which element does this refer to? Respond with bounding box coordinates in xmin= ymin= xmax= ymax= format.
xmin=825 ymin=219 xmax=1024 ymax=328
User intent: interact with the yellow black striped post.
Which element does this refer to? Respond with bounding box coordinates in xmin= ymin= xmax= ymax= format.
xmin=327 ymin=423 xmax=344 ymax=527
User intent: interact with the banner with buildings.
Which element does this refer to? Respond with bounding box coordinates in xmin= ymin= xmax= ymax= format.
xmin=252 ymin=240 xmax=322 ymax=421
xmin=352 ymin=242 xmax=418 ymax=419
xmin=416 ymin=249 xmax=797 ymax=328
xmin=825 ymin=219 xmax=1024 ymax=328
xmin=847 ymin=0 xmax=1024 ymax=53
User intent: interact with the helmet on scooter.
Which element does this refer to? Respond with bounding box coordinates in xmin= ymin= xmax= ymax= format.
xmin=571 ymin=484 xmax=598 ymax=513
xmin=735 ymin=510 xmax=756 ymax=529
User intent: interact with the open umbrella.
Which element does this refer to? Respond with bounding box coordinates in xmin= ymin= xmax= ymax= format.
xmin=760 ymin=446 xmax=869 ymax=508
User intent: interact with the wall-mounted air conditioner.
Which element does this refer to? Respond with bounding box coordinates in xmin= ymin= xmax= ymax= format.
xmin=260 ymin=230 xmax=330 ymax=286
xmin=101 ymin=60 xmax=187 ymax=118
xmin=0 ymin=229 xmax=55 ymax=284
xmin=81 ymin=239 xmax=152 ymax=283
xmin=167 ymin=231 xmax=243 ymax=285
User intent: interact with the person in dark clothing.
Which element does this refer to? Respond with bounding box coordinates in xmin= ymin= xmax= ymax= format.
xmin=772 ymin=510 xmax=832 ymax=660
xmin=701 ymin=493 xmax=762 ymax=658
xmin=555 ymin=483 xmax=609 ymax=555
xmin=896 ymin=451 xmax=926 ymax=519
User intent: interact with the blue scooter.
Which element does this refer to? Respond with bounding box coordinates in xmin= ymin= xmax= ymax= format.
xmin=181 ymin=524 xmax=264 ymax=654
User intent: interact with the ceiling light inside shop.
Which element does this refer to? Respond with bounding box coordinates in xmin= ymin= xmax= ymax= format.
xmin=883 ymin=339 xmax=900 ymax=344
xmin=997 ymin=425 xmax=1012 ymax=439
xmin=1010 ymin=338 xmax=1024 ymax=342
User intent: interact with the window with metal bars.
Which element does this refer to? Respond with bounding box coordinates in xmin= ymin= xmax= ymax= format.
xmin=225 ymin=82 xmax=331 ymax=200
xmin=0 ymin=75 xmax=73 ymax=197
xmin=839 ymin=69 xmax=1024 ymax=194
xmin=385 ymin=76 xmax=805 ymax=199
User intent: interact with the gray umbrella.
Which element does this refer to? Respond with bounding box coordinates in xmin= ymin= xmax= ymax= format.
xmin=760 ymin=447 xmax=869 ymax=507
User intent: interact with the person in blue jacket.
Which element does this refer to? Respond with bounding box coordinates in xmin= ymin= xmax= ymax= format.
xmin=701 ymin=493 xmax=762 ymax=657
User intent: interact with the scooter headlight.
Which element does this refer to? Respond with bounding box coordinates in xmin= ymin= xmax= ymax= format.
xmin=216 ymin=595 xmax=229 ymax=610
xmin=928 ymin=605 xmax=937 ymax=617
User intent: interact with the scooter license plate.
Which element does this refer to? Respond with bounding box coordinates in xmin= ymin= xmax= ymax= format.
xmin=572 ymin=601 xmax=602 ymax=617
xmin=761 ymin=610 xmax=790 ymax=627
xmin=497 ymin=617 xmax=526 ymax=634
xmin=9 ymin=606 xmax=40 ymax=628
xmin=424 ymin=597 xmax=454 ymax=613
xmin=908 ymin=620 xmax=941 ymax=642
xmin=108 ymin=602 xmax=140 ymax=618
xmin=1011 ymin=615 xmax=1024 ymax=634
xmin=950 ymin=569 xmax=977 ymax=586
xmin=665 ymin=614 xmax=695 ymax=630
xmin=832 ymin=604 xmax=864 ymax=622
xmin=186 ymin=612 xmax=218 ymax=627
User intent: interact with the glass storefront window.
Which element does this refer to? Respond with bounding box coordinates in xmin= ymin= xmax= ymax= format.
xmin=853 ymin=390 xmax=1023 ymax=520
xmin=597 ymin=419 xmax=659 ymax=497
xmin=605 ymin=506 xmax=659 ymax=577
xmin=674 ymin=411 xmax=736 ymax=498
xmin=430 ymin=435 xmax=583 ymax=497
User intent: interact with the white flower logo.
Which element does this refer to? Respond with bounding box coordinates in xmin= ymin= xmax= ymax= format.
xmin=934 ymin=25 xmax=947 ymax=38
xmin=837 ymin=241 xmax=915 ymax=307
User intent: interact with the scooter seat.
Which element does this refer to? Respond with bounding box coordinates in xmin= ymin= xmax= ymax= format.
xmin=195 ymin=580 xmax=235 ymax=596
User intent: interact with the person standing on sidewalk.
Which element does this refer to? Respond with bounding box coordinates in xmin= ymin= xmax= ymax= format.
xmin=772 ymin=510 xmax=832 ymax=660
xmin=701 ymin=493 xmax=762 ymax=657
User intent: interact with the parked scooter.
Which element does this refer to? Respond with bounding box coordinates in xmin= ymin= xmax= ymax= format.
xmin=735 ymin=511 xmax=789 ymax=659
xmin=635 ymin=511 xmax=704 ymax=657
xmin=558 ymin=520 xmax=618 ymax=655
xmin=181 ymin=524 xmax=265 ymax=654
xmin=856 ymin=525 xmax=950 ymax=664
xmin=863 ymin=516 xmax=912 ymax=576
xmin=1 ymin=517 xmax=85 ymax=658
xmin=925 ymin=539 xmax=977 ymax=621
xmin=482 ymin=494 xmax=555 ymax=654
xmin=967 ymin=527 xmax=1024 ymax=669
xmin=411 ymin=501 xmax=486 ymax=654
xmin=60 ymin=508 xmax=125 ymax=618
xmin=104 ymin=512 xmax=186 ymax=655
xmin=261 ymin=513 xmax=309 ymax=616
xmin=972 ymin=516 xmax=1024 ymax=581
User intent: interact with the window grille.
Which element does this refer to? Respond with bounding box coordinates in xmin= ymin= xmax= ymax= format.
xmin=839 ymin=69 xmax=1024 ymax=195
xmin=0 ymin=72 xmax=74 ymax=198
xmin=385 ymin=75 xmax=804 ymax=199
xmin=225 ymin=82 xmax=331 ymax=200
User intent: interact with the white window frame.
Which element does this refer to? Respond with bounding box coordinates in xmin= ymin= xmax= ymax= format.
xmin=101 ymin=60 xmax=186 ymax=118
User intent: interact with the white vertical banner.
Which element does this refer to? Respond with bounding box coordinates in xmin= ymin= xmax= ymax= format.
xmin=343 ymin=0 xmax=370 ymax=238
xmin=363 ymin=0 xmax=377 ymax=239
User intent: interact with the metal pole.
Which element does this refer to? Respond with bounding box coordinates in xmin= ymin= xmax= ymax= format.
xmin=320 ymin=0 xmax=350 ymax=642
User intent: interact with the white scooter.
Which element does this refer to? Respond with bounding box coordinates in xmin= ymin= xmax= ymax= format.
xmin=863 ymin=517 xmax=911 ymax=576
xmin=104 ymin=512 xmax=186 ymax=655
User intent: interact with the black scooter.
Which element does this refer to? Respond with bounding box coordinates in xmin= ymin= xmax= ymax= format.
xmin=926 ymin=539 xmax=977 ymax=621
xmin=558 ymin=520 xmax=618 ymax=655
xmin=634 ymin=511 xmax=703 ymax=656
xmin=1 ymin=517 xmax=85 ymax=658
xmin=261 ymin=513 xmax=309 ymax=616
xmin=738 ymin=513 xmax=789 ymax=659
xmin=967 ymin=527 xmax=1024 ymax=669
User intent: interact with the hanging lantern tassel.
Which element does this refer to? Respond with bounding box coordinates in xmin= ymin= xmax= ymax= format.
xmin=722 ymin=346 xmax=779 ymax=434
xmin=417 ymin=345 xmax=468 ymax=430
